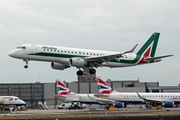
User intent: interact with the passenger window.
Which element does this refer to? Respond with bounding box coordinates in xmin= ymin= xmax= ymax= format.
xmin=79 ymin=52 xmax=81 ymax=54
xmin=68 ymin=51 xmax=70 ymax=53
xmin=58 ymin=50 xmax=59 ymax=52
xmin=61 ymin=50 xmax=63 ymax=52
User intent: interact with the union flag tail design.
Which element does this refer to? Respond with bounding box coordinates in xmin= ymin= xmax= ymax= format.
xmin=96 ymin=78 xmax=113 ymax=94
xmin=56 ymin=80 xmax=71 ymax=96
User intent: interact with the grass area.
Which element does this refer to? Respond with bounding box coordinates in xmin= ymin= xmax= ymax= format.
xmin=1 ymin=111 xmax=180 ymax=119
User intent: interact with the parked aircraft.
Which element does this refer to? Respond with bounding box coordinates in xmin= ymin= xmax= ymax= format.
xmin=8 ymin=33 xmax=172 ymax=76
xmin=95 ymin=78 xmax=180 ymax=109
xmin=0 ymin=96 xmax=26 ymax=106
xmin=55 ymin=80 xmax=124 ymax=108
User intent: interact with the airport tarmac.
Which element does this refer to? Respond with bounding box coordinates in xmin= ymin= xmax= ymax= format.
xmin=1 ymin=108 xmax=180 ymax=116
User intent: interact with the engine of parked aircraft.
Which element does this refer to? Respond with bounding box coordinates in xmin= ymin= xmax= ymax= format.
xmin=113 ymin=102 xmax=124 ymax=108
xmin=69 ymin=58 xmax=87 ymax=67
xmin=51 ymin=62 xmax=69 ymax=70
xmin=163 ymin=101 xmax=175 ymax=108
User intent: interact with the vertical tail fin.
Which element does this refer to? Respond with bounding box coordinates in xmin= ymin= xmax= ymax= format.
xmin=137 ymin=32 xmax=160 ymax=58
xmin=56 ymin=80 xmax=71 ymax=96
xmin=96 ymin=78 xmax=119 ymax=94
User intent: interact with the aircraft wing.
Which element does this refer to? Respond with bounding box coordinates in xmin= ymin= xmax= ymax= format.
xmin=87 ymin=94 xmax=115 ymax=105
xmin=144 ymin=55 xmax=173 ymax=62
xmin=137 ymin=93 xmax=164 ymax=104
xmin=85 ymin=44 xmax=138 ymax=63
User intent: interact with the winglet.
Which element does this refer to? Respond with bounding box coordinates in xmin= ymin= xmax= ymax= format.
xmin=125 ymin=44 xmax=138 ymax=53
xmin=137 ymin=92 xmax=145 ymax=100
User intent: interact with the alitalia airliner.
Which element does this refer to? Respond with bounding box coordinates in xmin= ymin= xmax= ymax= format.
xmin=8 ymin=32 xmax=172 ymax=76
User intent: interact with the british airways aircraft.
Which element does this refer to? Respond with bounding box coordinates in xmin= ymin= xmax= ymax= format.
xmin=55 ymin=80 xmax=124 ymax=108
xmin=0 ymin=96 xmax=26 ymax=106
xmin=8 ymin=33 xmax=172 ymax=76
xmin=94 ymin=78 xmax=180 ymax=109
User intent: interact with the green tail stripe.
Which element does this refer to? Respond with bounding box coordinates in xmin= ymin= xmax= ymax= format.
xmin=137 ymin=32 xmax=160 ymax=57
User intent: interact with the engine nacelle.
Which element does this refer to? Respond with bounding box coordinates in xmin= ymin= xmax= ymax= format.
xmin=51 ymin=62 xmax=69 ymax=70
xmin=69 ymin=58 xmax=87 ymax=67
xmin=113 ymin=102 xmax=124 ymax=108
xmin=163 ymin=101 xmax=174 ymax=108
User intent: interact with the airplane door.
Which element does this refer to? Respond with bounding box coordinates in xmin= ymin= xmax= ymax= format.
xmin=32 ymin=45 xmax=37 ymax=53
xmin=119 ymin=94 xmax=122 ymax=100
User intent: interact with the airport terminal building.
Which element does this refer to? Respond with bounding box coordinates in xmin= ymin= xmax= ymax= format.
xmin=0 ymin=79 xmax=180 ymax=109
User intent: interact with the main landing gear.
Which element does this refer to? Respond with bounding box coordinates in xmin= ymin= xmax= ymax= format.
xmin=76 ymin=68 xmax=96 ymax=76
xmin=23 ymin=59 xmax=29 ymax=69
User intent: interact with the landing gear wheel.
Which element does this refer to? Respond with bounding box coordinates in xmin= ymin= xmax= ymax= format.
xmin=77 ymin=71 xmax=83 ymax=76
xmin=24 ymin=65 xmax=28 ymax=69
xmin=89 ymin=69 xmax=96 ymax=74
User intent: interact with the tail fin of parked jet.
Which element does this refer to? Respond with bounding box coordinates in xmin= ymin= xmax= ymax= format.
xmin=96 ymin=78 xmax=119 ymax=94
xmin=56 ymin=80 xmax=71 ymax=96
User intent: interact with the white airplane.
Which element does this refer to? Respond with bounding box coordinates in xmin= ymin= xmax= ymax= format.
xmin=8 ymin=32 xmax=172 ymax=76
xmin=55 ymin=80 xmax=124 ymax=108
xmin=94 ymin=78 xmax=180 ymax=109
xmin=0 ymin=96 xmax=26 ymax=106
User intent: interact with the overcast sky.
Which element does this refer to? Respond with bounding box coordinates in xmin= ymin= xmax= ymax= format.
xmin=0 ymin=0 xmax=179 ymax=86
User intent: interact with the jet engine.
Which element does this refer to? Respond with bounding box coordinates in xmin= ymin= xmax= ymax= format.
xmin=51 ymin=62 xmax=69 ymax=70
xmin=69 ymin=58 xmax=87 ymax=67
xmin=162 ymin=101 xmax=175 ymax=108
xmin=113 ymin=102 xmax=124 ymax=108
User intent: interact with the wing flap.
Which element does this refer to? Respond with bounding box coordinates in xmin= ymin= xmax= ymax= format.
xmin=85 ymin=44 xmax=138 ymax=62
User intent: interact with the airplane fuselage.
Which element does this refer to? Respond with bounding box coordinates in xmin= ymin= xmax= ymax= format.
xmin=0 ymin=96 xmax=26 ymax=106
xmin=8 ymin=44 xmax=145 ymax=68
xmin=107 ymin=92 xmax=180 ymax=107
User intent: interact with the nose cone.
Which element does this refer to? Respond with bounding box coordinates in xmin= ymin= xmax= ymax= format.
xmin=8 ymin=50 xmax=15 ymax=57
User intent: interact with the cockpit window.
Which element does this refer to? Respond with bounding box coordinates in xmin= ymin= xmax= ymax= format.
xmin=16 ymin=46 xmax=26 ymax=49
xmin=15 ymin=98 xmax=20 ymax=100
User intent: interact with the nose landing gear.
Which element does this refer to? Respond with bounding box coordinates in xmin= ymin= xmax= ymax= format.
xmin=23 ymin=59 xmax=29 ymax=69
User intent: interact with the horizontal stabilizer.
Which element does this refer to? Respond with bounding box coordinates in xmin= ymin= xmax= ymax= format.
xmin=144 ymin=55 xmax=173 ymax=61
xmin=54 ymin=95 xmax=66 ymax=98
xmin=94 ymin=94 xmax=110 ymax=98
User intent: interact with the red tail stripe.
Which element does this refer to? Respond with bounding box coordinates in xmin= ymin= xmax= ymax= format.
xmin=56 ymin=80 xmax=67 ymax=88
xmin=58 ymin=91 xmax=71 ymax=96
xmin=138 ymin=47 xmax=151 ymax=64
xmin=99 ymin=89 xmax=113 ymax=94
xmin=96 ymin=78 xmax=110 ymax=87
